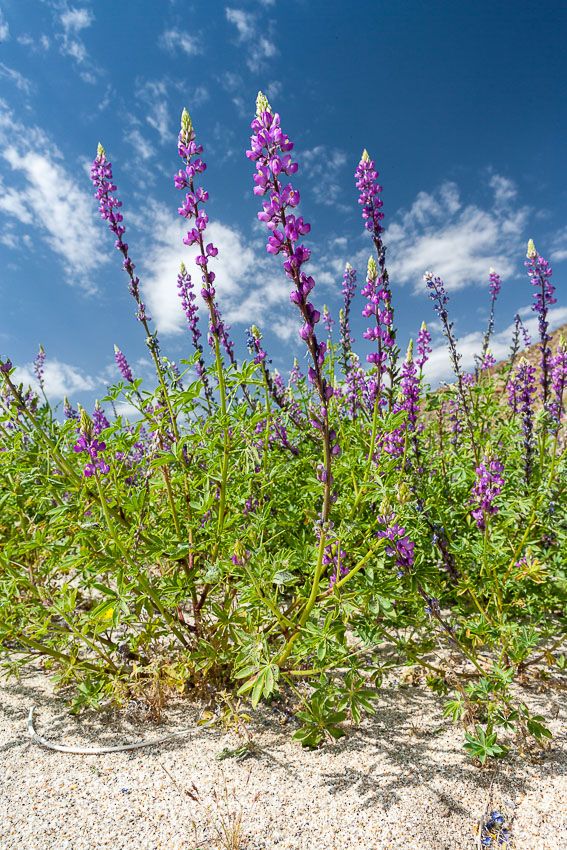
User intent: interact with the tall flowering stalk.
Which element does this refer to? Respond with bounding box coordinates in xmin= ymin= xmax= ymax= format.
xmin=470 ymin=454 xmax=505 ymax=531
xmin=247 ymin=92 xmax=336 ymax=524
xmin=509 ymin=357 xmax=536 ymax=482
xmin=425 ymin=271 xmax=479 ymax=464
xmin=509 ymin=313 xmax=531 ymax=367
xmin=550 ymin=337 xmax=567 ymax=431
xmin=247 ymin=91 xmax=340 ymax=655
xmin=176 ymin=262 xmax=213 ymax=408
xmin=416 ymin=322 xmax=432 ymax=375
xmin=91 ymin=144 xmax=178 ymax=439
xmin=33 ymin=345 xmax=46 ymax=393
xmin=526 ymin=239 xmax=556 ymax=407
xmin=477 ymin=268 xmax=502 ymax=372
xmin=175 ymin=107 xmax=232 ymax=549
xmin=339 ymin=263 xmax=357 ymax=376
xmin=73 ymin=408 xmax=110 ymax=478
xmin=355 ymin=150 xmax=398 ymax=405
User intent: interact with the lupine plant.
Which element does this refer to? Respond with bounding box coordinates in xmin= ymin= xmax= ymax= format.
xmin=1 ymin=93 xmax=566 ymax=762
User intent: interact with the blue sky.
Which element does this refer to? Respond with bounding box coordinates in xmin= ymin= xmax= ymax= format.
xmin=0 ymin=0 xmax=566 ymax=409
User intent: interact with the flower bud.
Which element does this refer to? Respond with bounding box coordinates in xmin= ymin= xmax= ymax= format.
xmin=256 ymin=91 xmax=272 ymax=118
xmin=526 ymin=238 xmax=537 ymax=259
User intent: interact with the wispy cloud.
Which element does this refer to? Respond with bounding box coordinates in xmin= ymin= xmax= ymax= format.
xmin=0 ymin=9 xmax=9 ymax=41
xmin=550 ymin=226 xmax=567 ymax=263
xmin=136 ymin=79 xmax=171 ymax=144
xmin=225 ymin=7 xmax=279 ymax=71
xmin=124 ymin=127 xmax=157 ymax=162
xmin=423 ymin=306 xmax=567 ymax=384
xmin=58 ymin=5 xmax=93 ymax=64
xmin=0 ymin=101 xmax=109 ymax=285
xmin=133 ymin=202 xmax=294 ymax=342
xmin=0 ymin=62 xmax=33 ymax=95
xmin=159 ymin=29 xmax=201 ymax=55
xmin=302 ymin=145 xmax=348 ymax=208
xmin=15 ymin=358 xmax=96 ymax=400
xmin=385 ymin=176 xmax=529 ymax=292
xmin=17 ymin=33 xmax=51 ymax=51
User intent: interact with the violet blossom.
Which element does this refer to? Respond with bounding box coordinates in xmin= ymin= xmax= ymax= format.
xmin=362 ymin=256 xmax=394 ymax=406
xmin=550 ymin=337 xmax=567 ymax=430
xmin=33 ymin=345 xmax=45 ymax=391
xmin=339 ymin=263 xmax=357 ymax=374
xmin=247 ymin=91 xmax=335 ymax=518
xmin=114 ymin=345 xmax=134 ymax=384
xmin=74 ymin=409 xmax=110 ymax=478
xmin=526 ymin=239 xmax=556 ymax=407
xmin=91 ymin=144 xmax=151 ymax=325
xmin=377 ymin=512 xmax=415 ymax=577
xmin=416 ymin=322 xmax=432 ymax=373
xmin=470 ymin=454 xmax=505 ymax=531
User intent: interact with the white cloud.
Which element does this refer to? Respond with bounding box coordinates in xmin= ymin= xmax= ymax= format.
xmin=0 ymin=62 xmax=33 ymax=94
xmin=225 ymin=6 xmax=279 ymax=70
xmin=57 ymin=5 xmax=94 ymax=65
xmin=125 ymin=127 xmax=156 ymax=161
xmin=135 ymin=203 xmax=294 ymax=340
xmin=136 ymin=80 xmax=171 ymax=144
xmin=423 ymin=306 xmax=567 ymax=384
xmin=0 ymin=10 xmax=9 ymax=41
xmin=17 ymin=33 xmax=51 ymax=51
xmin=0 ymin=101 xmax=109 ymax=285
xmin=15 ymin=358 xmax=96 ymax=400
xmin=226 ymin=8 xmax=255 ymax=39
xmin=159 ymin=29 xmax=201 ymax=55
xmin=385 ymin=176 xmax=529 ymax=293
xmin=302 ymin=145 xmax=348 ymax=208
xmin=550 ymin=226 xmax=567 ymax=263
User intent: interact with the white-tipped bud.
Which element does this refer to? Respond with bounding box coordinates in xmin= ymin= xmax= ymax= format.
xmin=181 ymin=108 xmax=193 ymax=136
xmin=379 ymin=496 xmax=391 ymax=516
xmin=367 ymin=256 xmax=378 ymax=281
xmin=345 ymin=261 xmax=352 ymax=271
xmin=489 ymin=267 xmax=495 ymax=275
xmin=423 ymin=270 xmax=434 ymax=282
xmin=96 ymin=142 xmax=105 ymax=160
xmin=256 ymin=91 xmax=272 ymax=118
xmin=406 ymin=339 xmax=414 ymax=362
xmin=361 ymin=149 xmax=370 ymax=163
xmin=250 ymin=324 xmax=262 ymax=340
xmin=527 ymin=238 xmax=537 ymax=259
xmin=180 ymin=261 xmax=186 ymax=274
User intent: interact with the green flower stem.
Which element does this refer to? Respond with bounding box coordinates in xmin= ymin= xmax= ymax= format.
xmin=275 ymin=529 xmax=327 ymax=667
xmin=56 ymin=609 xmax=118 ymax=671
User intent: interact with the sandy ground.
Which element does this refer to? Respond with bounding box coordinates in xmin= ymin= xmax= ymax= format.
xmin=0 ymin=664 xmax=566 ymax=850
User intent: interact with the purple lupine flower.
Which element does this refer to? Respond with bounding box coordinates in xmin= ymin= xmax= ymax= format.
xmin=114 ymin=345 xmax=134 ymax=383
xmin=377 ymin=512 xmax=415 ymax=577
xmin=362 ymin=256 xmax=394 ymax=407
xmin=416 ymin=322 xmax=432 ymax=373
xmin=479 ymin=349 xmax=496 ymax=371
xmin=34 ymin=345 xmax=46 ymax=391
xmin=322 ymin=305 xmax=335 ymax=334
xmin=344 ymin=353 xmax=369 ymax=419
xmin=175 ymin=111 xmax=217 ymax=308
xmin=550 ymin=337 xmax=567 ymax=429
xmin=399 ymin=340 xmax=420 ymax=432
xmin=248 ymin=92 xmax=336 ymax=515
xmin=355 ymin=151 xmax=398 ymax=395
xmin=0 ymin=358 xmax=12 ymax=373
xmin=91 ymin=144 xmax=151 ymax=324
xmin=470 ymin=454 xmax=505 ymax=530
xmin=525 ymin=239 xmax=556 ymax=407
xmin=74 ymin=409 xmax=110 ymax=478
xmin=340 ymin=263 xmax=357 ymax=374
xmin=477 ymin=268 xmax=502 ymax=373
xmin=289 ymin=358 xmax=304 ymax=386
xmin=355 ymin=149 xmax=384 ymax=247
xmin=92 ymin=401 xmax=110 ymax=434
xmin=246 ymin=324 xmax=268 ymax=365
xmin=273 ymin=417 xmax=299 ymax=456
xmin=513 ymin=357 xmax=536 ymax=481
xmin=63 ymin=396 xmax=78 ymax=421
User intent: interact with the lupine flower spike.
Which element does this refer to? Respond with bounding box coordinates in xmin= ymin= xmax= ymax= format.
xmin=248 ymin=91 xmax=337 ymax=520
xmin=525 ymin=239 xmax=556 ymax=407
